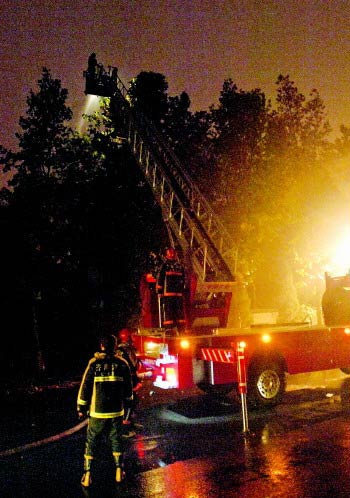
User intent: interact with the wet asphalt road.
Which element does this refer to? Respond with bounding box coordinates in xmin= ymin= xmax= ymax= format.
xmin=1 ymin=372 xmax=350 ymax=498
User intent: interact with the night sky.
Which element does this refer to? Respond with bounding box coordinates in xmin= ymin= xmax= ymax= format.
xmin=2 ymin=0 xmax=350 ymax=152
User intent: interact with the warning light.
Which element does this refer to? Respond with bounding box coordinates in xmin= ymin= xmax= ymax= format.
xmin=345 ymin=328 xmax=350 ymax=336
xmin=144 ymin=341 xmax=158 ymax=351
xmin=165 ymin=367 xmax=178 ymax=387
xmin=262 ymin=334 xmax=272 ymax=344
xmin=180 ymin=339 xmax=190 ymax=349
xmin=238 ymin=341 xmax=247 ymax=349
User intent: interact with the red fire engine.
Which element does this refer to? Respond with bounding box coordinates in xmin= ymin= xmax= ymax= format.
xmin=83 ymin=57 xmax=350 ymax=407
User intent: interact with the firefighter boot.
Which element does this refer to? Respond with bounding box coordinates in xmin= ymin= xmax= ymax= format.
xmin=113 ymin=452 xmax=125 ymax=483
xmin=81 ymin=455 xmax=93 ymax=487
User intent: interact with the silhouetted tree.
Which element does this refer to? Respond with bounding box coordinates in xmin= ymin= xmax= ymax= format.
xmin=0 ymin=69 xmax=128 ymax=377
xmin=208 ymin=79 xmax=267 ymax=216
xmin=0 ymin=68 xmax=79 ymax=378
xmin=164 ymin=93 xmax=213 ymax=182
xmin=128 ymin=71 xmax=168 ymax=127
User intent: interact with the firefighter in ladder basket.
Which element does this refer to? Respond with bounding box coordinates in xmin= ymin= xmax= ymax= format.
xmin=156 ymin=247 xmax=186 ymax=334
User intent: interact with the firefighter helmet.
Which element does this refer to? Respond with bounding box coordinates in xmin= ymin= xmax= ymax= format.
xmin=100 ymin=335 xmax=116 ymax=353
xmin=164 ymin=247 xmax=177 ymax=260
xmin=117 ymin=328 xmax=132 ymax=344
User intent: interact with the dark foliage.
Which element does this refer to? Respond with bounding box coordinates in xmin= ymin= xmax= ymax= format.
xmin=0 ymin=69 xmax=165 ymax=383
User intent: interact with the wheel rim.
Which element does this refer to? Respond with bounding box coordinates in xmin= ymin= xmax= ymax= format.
xmin=256 ymin=369 xmax=281 ymax=399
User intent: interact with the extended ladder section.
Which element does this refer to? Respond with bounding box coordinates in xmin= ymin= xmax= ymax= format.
xmin=83 ymin=63 xmax=237 ymax=286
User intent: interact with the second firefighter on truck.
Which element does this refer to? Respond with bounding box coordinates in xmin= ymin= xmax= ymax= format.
xmin=156 ymin=247 xmax=186 ymax=333
xmin=115 ymin=328 xmax=152 ymax=435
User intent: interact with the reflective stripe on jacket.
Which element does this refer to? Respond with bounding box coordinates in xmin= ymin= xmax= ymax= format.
xmin=77 ymin=352 xmax=133 ymax=418
xmin=156 ymin=261 xmax=185 ymax=297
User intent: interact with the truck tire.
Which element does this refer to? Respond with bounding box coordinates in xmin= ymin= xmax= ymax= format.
xmin=340 ymin=368 xmax=350 ymax=375
xmin=247 ymin=359 xmax=285 ymax=408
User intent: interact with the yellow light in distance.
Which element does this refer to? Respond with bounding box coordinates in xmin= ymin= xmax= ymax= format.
xmin=262 ymin=334 xmax=272 ymax=344
xmin=329 ymin=226 xmax=350 ymax=275
xmin=180 ymin=339 xmax=190 ymax=349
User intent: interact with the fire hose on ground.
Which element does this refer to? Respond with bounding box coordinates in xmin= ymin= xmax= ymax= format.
xmin=0 ymin=419 xmax=88 ymax=458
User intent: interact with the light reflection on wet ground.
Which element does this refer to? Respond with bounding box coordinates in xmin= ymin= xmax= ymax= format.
xmin=0 ymin=370 xmax=349 ymax=497
xmin=124 ymin=415 xmax=350 ymax=498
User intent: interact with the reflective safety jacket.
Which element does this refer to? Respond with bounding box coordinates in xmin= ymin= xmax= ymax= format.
xmin=77 ymin=352 xmax=133 ymax=418
xmin=156 ymin=260 xmax=185 ymax=297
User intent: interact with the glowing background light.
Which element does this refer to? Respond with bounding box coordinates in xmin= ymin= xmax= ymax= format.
xmin=329 ymin=226 xmax=350 ymax=275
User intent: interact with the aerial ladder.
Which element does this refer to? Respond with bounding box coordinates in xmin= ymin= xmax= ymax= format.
xmin=83 ymin=60 xmax=248 ymax=329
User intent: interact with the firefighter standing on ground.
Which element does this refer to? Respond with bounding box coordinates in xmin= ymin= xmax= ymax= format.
xmin=77 ymin=335 xmax=133 ymax=487
xmin=156 ymin=247 xmax=186 ymax=333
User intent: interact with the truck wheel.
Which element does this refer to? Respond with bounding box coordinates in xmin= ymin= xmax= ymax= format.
xmin=340 ymin=368 xmax=350 ymax=375
xmin=248 ymin=360 xmax=285 ymax=408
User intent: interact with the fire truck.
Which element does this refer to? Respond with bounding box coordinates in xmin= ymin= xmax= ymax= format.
xmin=83 ymin=57 xmax=350 ymax=408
